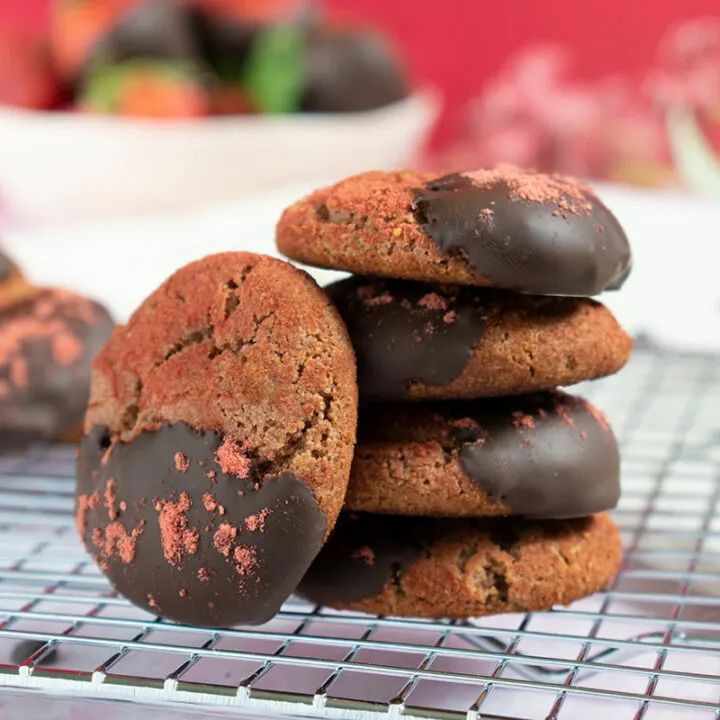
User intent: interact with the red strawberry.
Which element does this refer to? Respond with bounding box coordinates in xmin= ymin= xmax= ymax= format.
xmin=50 ymin=0 xmax=132 ymax=80
xmin=191 ymin=0 xmax=301 ymax=23
xmin=79 ymin=60 xmax=208 ymax=118
xmin=209 ymin=84 xmax=255 ymax=115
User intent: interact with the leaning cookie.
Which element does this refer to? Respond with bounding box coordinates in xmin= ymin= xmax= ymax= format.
xmin=327 ymin=277 xmax=632 ymax=400
xmin=297 ymin=512 xmax=622 ymax=618
xmin=76 ymin=252 xmax=358 ymax=628
xmin=0 ymin=289 xmax=115 ymax=449
xmin=277 ymin=166 xmax=632 ymax=296
xmin=346 ymin=392 xmax=619 ymax=519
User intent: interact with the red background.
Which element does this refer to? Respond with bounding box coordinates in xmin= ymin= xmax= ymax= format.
xmin=2 ymin=0 xmax=719 ymax=144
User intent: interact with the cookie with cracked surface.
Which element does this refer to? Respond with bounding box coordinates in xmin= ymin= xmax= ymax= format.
xmin=327 ymin=276 xmax=632 ymax=400
xmin=0 ymin=288 xmax=114 ymax=449
xmin=297 ymin=512 xmax=622 ymax=617
xmin=76 ymin=252 xmax=358 ymax=627
xmin=346 ymin=391 xmax=620 ymax=519
xmin=276 ymin=166 xmax=632 ymax=296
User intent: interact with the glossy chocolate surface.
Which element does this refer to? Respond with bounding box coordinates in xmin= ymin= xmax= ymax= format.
xmin=327 ymin=276 xmax=486 ymax=398
xmin=412 ymin=169 xmax=632 ymax=296
xmin=77 ymin=423 xmax=328 ymax=627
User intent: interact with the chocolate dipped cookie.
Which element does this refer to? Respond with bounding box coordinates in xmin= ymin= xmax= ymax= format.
xmin=0 ymin=289 xmax=114 ymax=449
xmin=76 ymin=252 xmax=358 ymax=627
xmin=298 ymin=512 xmax=622 ymax=618
xmin=346 ymin=391 xmax=620 ymax=519
xmin=277 ymin=166 xmax=632 ymax=296
xmin=327 ymin=276 xmax=632 ymax=400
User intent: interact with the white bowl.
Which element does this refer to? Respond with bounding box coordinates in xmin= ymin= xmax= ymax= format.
xmin=0 ymin=89 xmax=439 ymax=226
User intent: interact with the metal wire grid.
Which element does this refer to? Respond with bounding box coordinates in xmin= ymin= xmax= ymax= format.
xmin=0 ymin=349 xmax=718 ymax=720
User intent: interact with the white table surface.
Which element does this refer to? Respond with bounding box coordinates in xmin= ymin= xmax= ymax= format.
xmin=3 ymin=181 xmax=720 ymax=352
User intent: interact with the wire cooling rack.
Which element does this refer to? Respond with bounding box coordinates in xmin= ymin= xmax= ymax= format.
xmin=0 ymin=348 xmax=718 ymax=720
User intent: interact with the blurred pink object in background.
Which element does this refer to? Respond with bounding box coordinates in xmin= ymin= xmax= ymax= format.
xmin=435 ymin=44 xmax=674 ymax=187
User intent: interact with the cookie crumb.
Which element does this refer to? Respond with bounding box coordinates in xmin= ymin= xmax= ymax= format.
xmin=101 ymin=443 xmax=114 ymax=467
xmin=157 ymin=493 xmax=200 ymax=567
xmin=103 ymin=520 xmax=144 ymax=564
xmin=352 ymin=546 xmax=375 ymax=565
xmin=366 ymin=293 xmax=394 ymax=308
xmin=215 ymin=438 xmax=251 ymax=479
xmin=103 ymin=478 xmax=118 ymax=520
xmin=417 ymin=293 xmax=449 ymax=311
xmin=213 ymin=523 xmax=237 ymax=557
xmin=233 ymin=546 xmax=258 ymax=576
xmin=555 ymin=403 xmax=575 ymax=427
xmin=450 ymin=418 xmax=480 ymax=431
xmin=245 ymin=508 xmax=270 ymax=532
xmin=463 ymin=165 xmax=593 ymax=217
xmin=92 ymin=527 xmax=103 ymax=548
xmin=512 ymin=412 xmax=536 ymax=430
xmin=174 ymin=452 xmax=190 ymax=472
xmin=76 ymin=492 xmax=100 ymax=537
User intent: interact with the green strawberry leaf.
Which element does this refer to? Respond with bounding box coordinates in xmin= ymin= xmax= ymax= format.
xmin=244 ymin=24 xmax=306 ymax=114
xmin=82 ymin=60 xmax=200 ymax=111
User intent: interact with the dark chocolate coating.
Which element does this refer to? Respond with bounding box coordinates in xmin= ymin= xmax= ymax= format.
xmin=0 ymin=251 xmax=14 ymax=282
xmin=195 ymin=14 xmax=258 ymax=75
xmin=326 ymin=277 xmax=485 ymax=399
xmin=298 ymin=513 xmax=525 ymax=606
xmin=85 ymin=0 xmax=260 ymax=82
xmin=301 ymin=27 xmax=408 ymax=112
xmin=412 ymin=172 xmax=632 ymax=296
xmin=297 ymin=513 xmax=427 ymax=605
xmin=88 ymin=0 xmax=205 ymax=70
xmin=0 ymin=291 xmax=114 ymax=450
xmin=449 ymin=392 xmax=620 ymax=518
xmin=76 ymin=423 xmax=328 ymax=627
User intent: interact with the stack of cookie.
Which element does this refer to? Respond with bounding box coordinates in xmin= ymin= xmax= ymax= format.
xmin=73 ymin=165 xmax=632 ymax=629
xmin=277 ymin=166 xmax=632 ymax=618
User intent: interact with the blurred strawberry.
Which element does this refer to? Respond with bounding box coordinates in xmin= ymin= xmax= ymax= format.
xmin=50 ymin=0 xmax=133 ymax=80
xmin=191 ymin=0 xmax=303 ymax=23
xmin=80 ymin=60 xmax=208 ymax=118
xmin=209 ymin=83 xmax=255 ymax=114
xmin=0 ymin=31 xmax=65 ymax=110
